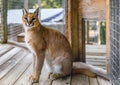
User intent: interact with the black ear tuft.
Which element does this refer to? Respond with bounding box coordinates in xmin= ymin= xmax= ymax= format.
xmin=22 ymin=8 xmax=28 ymax=15
xmin=34 ymin=7 xmax=40 ymax=16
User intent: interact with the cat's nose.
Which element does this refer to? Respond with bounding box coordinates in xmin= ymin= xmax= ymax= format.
xmin=26 ymin=22 xmax=33 ymax=27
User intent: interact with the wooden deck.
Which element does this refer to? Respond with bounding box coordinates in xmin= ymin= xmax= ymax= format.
xmin=86 ymin=45 xmax=107 ymax=69
xmin=0 ymin=44 xmax=110 ymax=85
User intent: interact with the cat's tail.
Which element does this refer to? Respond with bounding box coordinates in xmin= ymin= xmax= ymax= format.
xmin=72 ymin=62 xmax=110 ymax=80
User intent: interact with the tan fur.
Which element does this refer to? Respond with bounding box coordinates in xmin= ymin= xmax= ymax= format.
xmin=22 ymin=8 xmax=108 ymax=84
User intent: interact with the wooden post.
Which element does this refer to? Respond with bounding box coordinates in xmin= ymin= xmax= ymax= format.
xmin=86 ymin=20 xmax=89 ymax=44
xmin=97 ymin=21 xmax=101 ymax=45
xmin=1 ymin=0 xmax=8 ymax=43
xmin=24 ymin=0 xmax=28 ymax=10
xmin=65 ymin=0 xmax=85 ymax=62
xmin=106 ymin=0 xmax=110 ymax=75
xmin=79 ymin=0 xmax=85 ymax=62
xmin=82 ymin=19 xmax=86 ymax=62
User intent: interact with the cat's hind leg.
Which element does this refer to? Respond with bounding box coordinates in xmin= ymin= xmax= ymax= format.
xmin=49 ymin=64 xmax=64 ymax=80
xmin=49 ymin=57 xmax=72 ymax=80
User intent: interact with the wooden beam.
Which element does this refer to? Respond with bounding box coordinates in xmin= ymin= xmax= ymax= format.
xmin=82 ymin=19 xmax=86 ymax=62
xmin=71 ymin=0 xmax=80 ymax=61
xmin=65 ymin=0 xmax=85 ymax=62
xmin=86 ymin=20 xmax=90 ymax=44
xmin=1 ymin=0 xmax=8 ymax=43
xmin=106 ymin=0 xmax=110 ymax=74
xmin=65 ymin=0 xmax=79 ymax=61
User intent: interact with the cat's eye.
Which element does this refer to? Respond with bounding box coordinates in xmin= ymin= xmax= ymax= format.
xmin=32 ymin=18 xmax=36 ymax=21
xmin=24 ymin=17 xmax=27 ymax=21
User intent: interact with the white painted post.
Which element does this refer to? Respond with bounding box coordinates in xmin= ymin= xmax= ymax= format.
xmin=24 ymin=0 xmax=28 ymax=11
xmin=97 ymin=21 xmax=101 ymax=45
xmin=38 ymin=0 xmax=41 ymax=22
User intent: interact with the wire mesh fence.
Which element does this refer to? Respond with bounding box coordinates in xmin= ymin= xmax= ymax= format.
xmin=110 ymin=0 xmax=120 ymax=84
xmin=7 ymin=0 xmax=24 ymax=41
xmin=0 ymin=0 xmax=2 ymax=43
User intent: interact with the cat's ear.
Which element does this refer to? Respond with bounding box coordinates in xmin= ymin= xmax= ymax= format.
xmin=22 ymin=8 xmax=28 ymax=15
xmin=34 ymin=7 xmax=39 ymax=16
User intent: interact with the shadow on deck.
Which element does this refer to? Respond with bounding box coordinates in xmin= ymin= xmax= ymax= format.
xmin=0 ymin=44 xmax=110 ymax=85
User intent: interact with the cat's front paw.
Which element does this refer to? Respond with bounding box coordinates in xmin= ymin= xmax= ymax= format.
xmin=29 ymin=75 xmax=39 ymax=84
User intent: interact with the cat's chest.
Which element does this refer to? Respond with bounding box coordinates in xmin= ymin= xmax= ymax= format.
xmin=25 ymin=34 xmax=45 ymax=54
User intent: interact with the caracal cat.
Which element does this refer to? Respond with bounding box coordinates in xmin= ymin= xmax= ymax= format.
xmin=22 ymin=8 xmax=108 ymax=84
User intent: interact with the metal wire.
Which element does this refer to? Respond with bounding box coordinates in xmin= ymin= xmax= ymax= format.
xmin=0 ymin=0 xmax=3 ymax=43
xmin=110 ymin=0 xmax=120 ymax=84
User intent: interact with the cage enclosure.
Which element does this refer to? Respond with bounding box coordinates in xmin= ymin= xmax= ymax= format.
xmin=110 ymin=0 xmax=120 ymax=85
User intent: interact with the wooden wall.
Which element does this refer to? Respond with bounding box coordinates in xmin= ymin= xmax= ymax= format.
xmin=81 ymin=0 xmax=106 ymax=20
xmin=65 ymin=0 xmax=106 ymax=62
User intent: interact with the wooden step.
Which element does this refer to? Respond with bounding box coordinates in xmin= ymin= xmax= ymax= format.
xmin=17 ymin=32 xmax=25 ymax=42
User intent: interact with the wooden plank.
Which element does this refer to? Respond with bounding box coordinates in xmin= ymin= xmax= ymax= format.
xmin=8 ymin=40 xmax=28 ymax=51
xmin=106 ymin=0 xmax=110 ymax=74
xmin=39 ymin=80 xmax=52 ymax=85
xmin=86 ymin=45 xmax=106 ymax=49
xmin=0 ymin=45 xmax=14 ymax=57
xmin=71 ymin=74 xmax=89 ymax=85
xmin=17 ymin=32 xmax=25 ymax=42
xmin=15 ymin=56 xmax=51 ymax=85
xmin=0 ymin=49 xmax=28 ymax=79
xmin=52 ymin=76 xmax=71 ymax=85
xmin=86 ymin=49 xmax=106 ymax=53
xmin=87 ymin=62 xmax=106 ymax=65
xmin=0 ymin=44 xmax=10 ymax=51
xmin=0 ymin=47 xmax=22 ymax=65
xmin=86 ymin=56 xmax=106 ymax=59
xmin=0 ymin=53 xmax=32 ymax=85
xmin=89 ymin=77 xmax=99 ymax=85
xmin=86 ymin=59 xmax=106 ymax=62
xmin=14 ymin=65 xmax=32 ymax=85
xmin=86 ymin=53 xmax=106 ymax=56
xmin=97 ymin=77 xmax=110 ymax=85
xmin=86 ymin=50 xmax=106 ymax=54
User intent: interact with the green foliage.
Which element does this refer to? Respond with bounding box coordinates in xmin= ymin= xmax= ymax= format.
xmin=41 ymin=0 xmax=62 ymax=8
xmin=100 ymin=22 xmax=106 ymax=44
xmin=8 ymin=0 xmax=24 ymax=9
xmin=7 ymin=0 xmax=62 ymax=9
xmin=29 ymin=0 xmax=38 ymax=9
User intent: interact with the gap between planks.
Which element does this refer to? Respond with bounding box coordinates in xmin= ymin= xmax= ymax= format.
xmin=0 ymin=53 xmax=32 ymax=85
xmin=0 ymin=49 xmax=29 ymax=79
xmin=0 ymin=47 xmax=22 ymax=66
xmin=71 ymin=74 xmax=89 ymax=85
xmin=0 ymin=45 xmax=14 ymax=57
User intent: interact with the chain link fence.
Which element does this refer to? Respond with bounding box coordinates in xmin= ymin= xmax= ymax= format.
xmin=110 ymin=0 xmax=120 ymax=85
xmin=0 ymin=0 xmax=2 ymax=43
